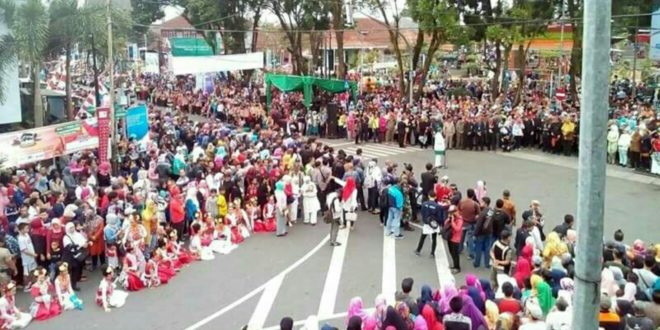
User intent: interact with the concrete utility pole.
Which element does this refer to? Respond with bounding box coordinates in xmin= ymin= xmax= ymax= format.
xmin=571 ymin=0 xmax=611 ymax=330
xmin=107 ymin=0 xmax=116 ymax=165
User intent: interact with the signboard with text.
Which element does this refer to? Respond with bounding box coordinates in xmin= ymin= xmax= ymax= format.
xmin=0 ymin=119 xmax=99 ymax=168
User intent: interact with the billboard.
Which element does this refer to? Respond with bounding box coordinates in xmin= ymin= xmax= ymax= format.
xmin=144 ymin=52 xmax=160 ymax=74
xmin=0 ymin=18 xmax=22 ymax=124
xmin=126 ymin=104 xmax=149 ymax=140
xmin=0 ymin=119 xmax=100 ymax=168
xmin=651 ymin=0 xmax=660 ymax=61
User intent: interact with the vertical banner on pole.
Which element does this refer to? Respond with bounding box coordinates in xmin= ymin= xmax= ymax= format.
xmin=97 ymin=107 xmax=110 ymax=163
xmin=650 ymin=0 xmax=660 ymax=60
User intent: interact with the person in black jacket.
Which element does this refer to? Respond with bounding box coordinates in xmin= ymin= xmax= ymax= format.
xmin=473 ymin=197 xmax=494 ymax=268
xmin=420 ymin=163 xmax=437 ymax=202
xmin=465 ymin=119 xmax=474 ymax=150
xmin=415 ymin=192 xmax=444 ymax=257
xmin=491 ymin=199 xmax=512 ymax=241
xmin=474 ymin=118 xmax=486 ymax=151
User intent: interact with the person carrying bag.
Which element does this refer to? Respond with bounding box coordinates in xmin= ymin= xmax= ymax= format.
xmin=63 ymin=223 xmax=89 ymax=291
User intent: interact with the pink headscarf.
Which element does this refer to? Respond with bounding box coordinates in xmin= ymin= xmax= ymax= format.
xmin=633 ymin=240 xmax=646 ymax=257
xmin=466 ymin=273 xmax=485 ymax=300
xmin=414 ymin=316 xmax=428 ymax=330
xmin=439 ymin=284 xmax=458 ymax=313
xmin=99 ymin=162 xmax=111 ymax=175
xmin=347 ymin=297 xmax=368 ymax=324
xmin=363 ymin=316 xmax=377 ymax=330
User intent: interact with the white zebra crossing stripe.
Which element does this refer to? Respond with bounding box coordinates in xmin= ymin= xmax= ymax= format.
xmin=247 ymin=274 xmax=285 ymax=329
xmin=382 ymin=236 xmax=397 ymax=304
xmin=317 ymin=228 xmax=350 ymax=319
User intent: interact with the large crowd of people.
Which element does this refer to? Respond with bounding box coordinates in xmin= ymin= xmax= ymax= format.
xmin=274 ymin=179 xmax=660 ymax=329
xmin=0 ymin=69 xmax=657 ymax=330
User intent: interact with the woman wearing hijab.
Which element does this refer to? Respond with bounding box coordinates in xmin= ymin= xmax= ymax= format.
xmin=465 ymin=285 xmax=486 ymax=314
xmin=417 ymin=285 xmax=434 ymax=314
xmin=480 ymin=279 xmax=495 ymax=301
xmin=513 ymin=257 xmax=532 ymax=289
xmin=530 ymin=274 xmax=555 ymax=316
xmin=383 ymin=305 xmax=408 ymax=330
xmin=347 ymin=315 xmax=362 ymax=330
xmin=475 ymin=181 xmax=487 ymax=204
xmin=460 ymin=293 xmax=489 ymax=330
xmin=414 ymin=316 xmax=428 ymax=330
xmin=332 ymin=176 xmax=358 ymax=230
xmin=373 ymin=294 xmax=388 ymax=328
xmin=346 ymin=297 xmax=368 ymax=324
xmin=396 ymin=302 xmax=415 ymax=329
xmin=542 ymin=232 xmax=568 ymax=267
xmin=484 ymin=300 xmax=499 ymax=330
xmin=557 ymin=277 xmax=575 ymax=306
xmin=439 ymin=284 xmax=459 ymax=314
xmin=274 ymin=181 xmax=288 ymax=237
xmin=97 ymin=162 xmax=112 ymax=189
xmin=62 ymin=223 xmax=88 ymax=291
xmin=87 ymin=213 xmax=105 ymax=271
xmin=607 ymin=124 xmax=620 ymax=164
xmin=601 ymin=268 xmax=620 ymax=298
xmin=420 ymin=304 xmax=443 ymax=330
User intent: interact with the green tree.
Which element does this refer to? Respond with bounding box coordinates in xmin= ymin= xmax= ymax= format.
xmin=47 ymin=0 xmax=86 ymax=120
xmin=1 ymin=0 xmax=49 ymax=127
xmin=331 ymin=0 xmax=346 ymax=79
xmin=0 ymin=26 xmax=14 ymax=104
xmin=566 ymin=0 xmax=581 ymax=101
xmin=130 ymin=0 xmax=164 ymax=36
xmin=409 ymin=0 xmax=472 ymax=98
xmin=363 ymin=0 xmax=408 ymax=95
xmin=509 ymin=0 xmax=554 ymax=104
xmin=268 ymin=0 xmax=331 ymax=75
xmin=180 ymin=0 xmax=252 ymax=54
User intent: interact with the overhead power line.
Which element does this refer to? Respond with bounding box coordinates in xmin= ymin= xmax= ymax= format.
xmin=133 ymin=11 xmax=654 ymax=34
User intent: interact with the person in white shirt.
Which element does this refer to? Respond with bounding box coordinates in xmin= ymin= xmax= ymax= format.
xmin=364 ymin=160 xmax=382 ymax=213
xmin=545 ymin=297 xmax=572 ymax=330
xmin=17 ymin=223 xmax=36 ymax=290
xmin=519 ymin=298 xmax=547 ymax=330
xmin=301 ymin=176 xmax=320 ymax=225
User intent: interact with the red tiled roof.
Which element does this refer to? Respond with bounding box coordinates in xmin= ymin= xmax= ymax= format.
xmin=160 ymin=15 xmax=196 ymax=30
xmin=327 ymin=17 xmax=420 ymax=49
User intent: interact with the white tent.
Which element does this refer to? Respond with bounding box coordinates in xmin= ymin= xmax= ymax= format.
xmin=170 ymin=52 xmax=264 ymax=75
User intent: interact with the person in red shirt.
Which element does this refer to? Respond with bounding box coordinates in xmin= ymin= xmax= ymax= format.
xmin=446 ymin=206 xmax=463 ymax=274
xmin=497 ymin=282 xmax=522 ymax=314
xmin=169 ymin=194 xmax=185 ymax=242
xmin=434 ymin=176 xmax=451 ymax=202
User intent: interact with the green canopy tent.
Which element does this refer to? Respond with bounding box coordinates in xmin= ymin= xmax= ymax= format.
xmin=265 ymin=74 xmax=358 ymax=110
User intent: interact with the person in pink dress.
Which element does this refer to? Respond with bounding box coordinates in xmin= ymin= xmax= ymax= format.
xmin=122 ymin=245 xmax=145 ymax=292
xmin=29 ymin=267 xmax=62 ymax=321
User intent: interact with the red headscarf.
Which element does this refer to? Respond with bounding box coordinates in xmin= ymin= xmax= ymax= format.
xmin=99 ymin=162 xmax=111 ymax=175
xmin=342 ymin=176 xmax=356 ymax=202
xmin=513 ymin=257 xmax=532 ymax=289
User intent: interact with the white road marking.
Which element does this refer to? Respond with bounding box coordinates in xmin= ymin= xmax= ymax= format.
xmin=317 ymin=228 xmax=350 ymax=319
xmin=247 ymin=274 xmax=285 ymax=329
xmin=185 ymin=235 xmax=331 ymax=330
xmin=261 ymin=308 xmax=376 ymax=330
xmin=323 ymin=141 xmax=354 ymax=148
xmin=343 ymin=146 xmax=400 ymax=156
xmin=382 ymin=235 xmax=397 ymax=304
xmin=410 ymin=222 xmax=455 ymax=288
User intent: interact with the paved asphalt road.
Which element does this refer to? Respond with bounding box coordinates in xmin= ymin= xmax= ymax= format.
xmin=25 ymin=138 xmax=659 ymax=330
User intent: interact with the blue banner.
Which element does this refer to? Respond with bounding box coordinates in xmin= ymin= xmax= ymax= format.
xmin=126 ymin=105 xmax=149 ymax=140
